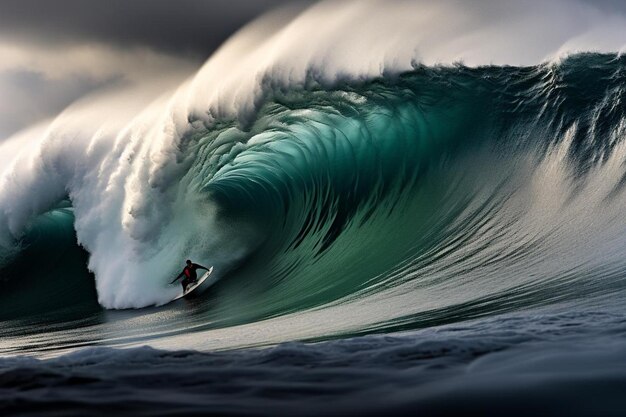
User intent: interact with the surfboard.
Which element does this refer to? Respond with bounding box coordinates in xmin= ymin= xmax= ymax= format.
xmin=172 ymin=266 xmax=214 ymax=301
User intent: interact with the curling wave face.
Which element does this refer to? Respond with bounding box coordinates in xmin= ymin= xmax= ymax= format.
xmin=2 ymin=55 xmax=626 ymax=354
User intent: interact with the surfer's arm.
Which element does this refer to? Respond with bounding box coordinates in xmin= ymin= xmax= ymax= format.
xmin=193 ymin=263 xmax=210 ymax=271
xmin=170 ymin=271 xmax=185 ymax=284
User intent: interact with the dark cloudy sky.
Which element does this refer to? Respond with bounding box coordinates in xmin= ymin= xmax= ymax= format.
xmin=0 ymin=0 xmax=308 ymax=139
xmin=0 ymin=0 xmax=304 ymax=57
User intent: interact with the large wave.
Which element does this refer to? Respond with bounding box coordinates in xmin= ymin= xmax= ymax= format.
xmin=1 ymin=0 xmax=626 ymax=341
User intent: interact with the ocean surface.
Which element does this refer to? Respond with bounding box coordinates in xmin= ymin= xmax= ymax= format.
xmin=2 ymin=1 xmax=626 ymax=415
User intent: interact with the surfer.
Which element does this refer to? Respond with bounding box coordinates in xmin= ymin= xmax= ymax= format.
xmin=171 ymin=260 xmax=210 ymax=292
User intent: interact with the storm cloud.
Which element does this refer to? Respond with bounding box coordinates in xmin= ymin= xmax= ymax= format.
xmin=0 ymin=0 xmax=304 ymax=56
xmin=0 ymin=0 xmax=307 ymax=140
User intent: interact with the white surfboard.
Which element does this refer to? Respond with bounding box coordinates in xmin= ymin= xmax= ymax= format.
xmin=172 ymin=266 xmax=214 ymax=301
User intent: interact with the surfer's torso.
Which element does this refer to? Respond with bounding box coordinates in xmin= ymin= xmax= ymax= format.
xmin=183 ymin=264 xmax=202 ymax=281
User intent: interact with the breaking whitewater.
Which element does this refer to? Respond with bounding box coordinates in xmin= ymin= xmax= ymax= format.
xmin=2 ymin=1 xmax=626 ymax=415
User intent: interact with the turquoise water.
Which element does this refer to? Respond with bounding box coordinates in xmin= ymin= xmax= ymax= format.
xmin=2 ymin=54 xmax=626 ymax=353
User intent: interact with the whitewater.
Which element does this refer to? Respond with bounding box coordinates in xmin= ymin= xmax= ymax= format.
xmin=2 ymin=0 xmax=626 ymax=415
